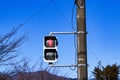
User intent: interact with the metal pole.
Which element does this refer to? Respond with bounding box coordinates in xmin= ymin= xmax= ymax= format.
xmin=76 ymin=0 xmax=88 ymax=80
xmin=49 ymin=64 xmax=86 ymax=67
xmin=49 ymin=31 xmax=86 ymax=36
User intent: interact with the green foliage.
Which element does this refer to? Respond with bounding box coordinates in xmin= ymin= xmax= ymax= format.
xmin=93 ymin=64 xmax=120 ymax=80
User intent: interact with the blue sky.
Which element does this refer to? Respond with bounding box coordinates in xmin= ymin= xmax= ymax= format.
xmin=0 ymin=0 xmax=120 ymax=79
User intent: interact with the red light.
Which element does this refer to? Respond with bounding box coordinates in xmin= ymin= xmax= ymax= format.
xmin=47 ymin=39 xmax=53 ymax=47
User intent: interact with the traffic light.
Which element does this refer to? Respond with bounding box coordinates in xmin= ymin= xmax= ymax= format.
xmin=43 ymin=36 xmax=58 ymax=63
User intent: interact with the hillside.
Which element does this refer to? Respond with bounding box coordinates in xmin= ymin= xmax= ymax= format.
xmin=0 ymin=70 xmax=71 ymax=80
xmin=0 ymin=71 xmax=120 ymax=80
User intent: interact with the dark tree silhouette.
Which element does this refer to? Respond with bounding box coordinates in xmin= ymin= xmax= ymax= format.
xmin=93 ymin=67 xmax=104 ymax=80
xmin=93 ymin=64 xmax=120 ymax=80
xmin=103 ymin=64 xmax=120 ymax=80
xmin=0 ymin=27 xmax=26 ymax=66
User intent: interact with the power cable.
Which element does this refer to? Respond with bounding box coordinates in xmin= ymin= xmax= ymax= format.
xmin=72 ymin=3 xmax=77 ymax=63
xmin=103 ymin=56 xmax=119 ymax=64
xmin=71 ymin=3 xmax=77 ymax=69
xmin=88 ymin=47 xmax=99 ymax=61
xmin=69 ymin=1 xmax=77 ymax=71
xmin=71 ymin=3 xmax=76 ymax=31
xmin=17 ymin=0 xmax=52 ymax=28
xmin=88 ymin=47 xmax=102 ymax=68
xmin=51 ymin=0 xmax=74 ymax=31
xmin=51 ymin=0 xmax=77 ymax=71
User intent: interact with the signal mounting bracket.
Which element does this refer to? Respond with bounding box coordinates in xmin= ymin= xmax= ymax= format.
xmin=49 ymin=63 xmax=89 ymax=67
xmin=49 ymin=31 xmax=87 ymax=36
xmin=48 ymin=31 xmax=88 ymax=68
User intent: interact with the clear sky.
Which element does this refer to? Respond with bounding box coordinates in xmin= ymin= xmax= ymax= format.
xmin=0 ymin=0 xmax=120 ymax=79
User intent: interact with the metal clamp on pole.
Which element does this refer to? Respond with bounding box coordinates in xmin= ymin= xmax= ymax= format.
xmin=80 ymin=6 xmax=84 ymax=9
xmin=77 ymin=31 xmax=87 ymax=34
xmin=77 ymin=64 xmax=89 ymax=67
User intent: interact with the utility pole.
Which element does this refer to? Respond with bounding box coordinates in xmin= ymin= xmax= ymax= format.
xmin=43 ymin=0 xmax=88 ymax=79
xmin=76 ymin=0 xmax=88 ymax=80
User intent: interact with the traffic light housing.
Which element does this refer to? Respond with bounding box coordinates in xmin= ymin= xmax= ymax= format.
xmin=43 ymin=36 xmax=58 ymax=63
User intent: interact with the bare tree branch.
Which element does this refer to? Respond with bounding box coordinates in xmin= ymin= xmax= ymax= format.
xmin=0 ymin=26 xmax=27 ymax=66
